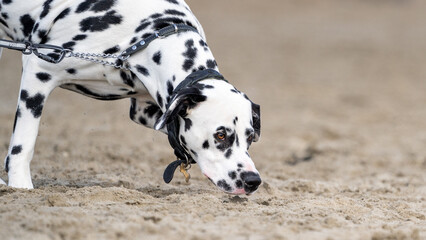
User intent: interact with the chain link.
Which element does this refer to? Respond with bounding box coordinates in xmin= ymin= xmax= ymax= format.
xmin=66 ymin=51 xmax=130 ymax=70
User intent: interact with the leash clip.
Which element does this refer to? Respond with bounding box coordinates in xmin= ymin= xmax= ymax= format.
xmin=22 ymin=41 xmax=33 ymax=55
xmin=179 ymin=162 xmax=191 ymax=183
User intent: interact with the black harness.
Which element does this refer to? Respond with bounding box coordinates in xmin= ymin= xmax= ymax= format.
xmin=162 ymin=69 xmax=227 ymax=183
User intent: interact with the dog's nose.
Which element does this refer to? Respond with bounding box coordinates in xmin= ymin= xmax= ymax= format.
xmin=242 ymin=172 xmax=262 ymax=193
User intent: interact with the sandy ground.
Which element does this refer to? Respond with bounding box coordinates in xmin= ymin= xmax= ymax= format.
xmin=0 ymin=0 xmax=425 ymax=239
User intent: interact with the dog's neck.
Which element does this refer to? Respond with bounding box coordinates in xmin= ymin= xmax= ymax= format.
xmin=127 ymin=31 xmax=219 ymax=111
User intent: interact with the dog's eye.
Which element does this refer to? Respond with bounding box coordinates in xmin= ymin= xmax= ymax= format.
xmin=247 ymin=135 xmax=253 ymax=142
xmin=216 ymin=132 xmax=226 ymax=141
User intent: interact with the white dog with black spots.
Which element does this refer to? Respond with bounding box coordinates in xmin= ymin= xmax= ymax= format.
xmin=0 ymin=0 xmax=262 ymax=195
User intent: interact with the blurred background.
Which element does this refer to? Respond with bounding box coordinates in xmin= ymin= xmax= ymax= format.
xmin=0 ymin=0 xmax=425 ymax=239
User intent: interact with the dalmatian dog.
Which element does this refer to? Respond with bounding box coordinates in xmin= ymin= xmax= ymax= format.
xmin=0 ymin=0 xmax=262 ymax=195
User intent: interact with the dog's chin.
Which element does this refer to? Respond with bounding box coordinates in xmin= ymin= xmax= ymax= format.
xmin=229 ymin=188 xmax=247 ymax=195
xmin=219 ymin=187 xmax=258 ymax=196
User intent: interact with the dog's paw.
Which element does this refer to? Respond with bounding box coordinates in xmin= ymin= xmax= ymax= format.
xmin=8 ymin=178 xmax=33 ymax=189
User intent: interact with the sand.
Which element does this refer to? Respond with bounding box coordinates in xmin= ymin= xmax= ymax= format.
xmin=0 ymin=0 xmax=425 ymax=239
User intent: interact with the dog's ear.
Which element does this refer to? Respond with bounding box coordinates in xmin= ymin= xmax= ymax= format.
xmin=251 ymin=102 xmax=261 ymax=142
xmin=154 ymin=88 xmax=206 ymax=130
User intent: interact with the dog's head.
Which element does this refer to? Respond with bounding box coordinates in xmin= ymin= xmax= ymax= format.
xmin=155 ymin=79 xmax=261 ymax=195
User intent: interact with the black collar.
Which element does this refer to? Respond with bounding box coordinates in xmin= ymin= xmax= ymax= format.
xmin=163 ymin=69 xmax=227 ymax=183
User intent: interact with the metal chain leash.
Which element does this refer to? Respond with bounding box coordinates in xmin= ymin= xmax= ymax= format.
xmin=66 ymin=51 xmax=130 ymax=70
xmin=0 ymin=24 xmax=197 ymax=71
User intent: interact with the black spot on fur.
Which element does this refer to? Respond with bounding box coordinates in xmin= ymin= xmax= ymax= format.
xmin=135 ymin=21 xmax=150 ymax=33
xmin=53 ymin=8 xmax=70 ymax=23
xmin=62 ymin=41 xmax=75 ymax=49
xmin=182 ymin=39 xmax=197 ymax=71
xmin=11 ymin=145 xmax=22 ymax=155
xmin=236 ymin=180 xmax=243 ymax=189
xmin=214 ymin=128 xmax=236 ymax=152
xmin=0 ymin=19 xmax=7 ymax=29
xmin=130 ymin=37 xmax=138 ymax=44
xmin=164 ymin=9 xmax=186 ymax=16
xmin=231 ymin=88 xmax=240 ymax=94
xmin=120 ymin=71 xmax=134 ymax=88
xmin=104 ymin=45 xmax=120 ymax=54
xmin=79 ymin=10 xmax=122 ymax=32
xmin=40 ymin=0 xmax=54 ymax=19
xmin=164 ymin=0 xmax=179 ymax=4
xmin=36 ymin=72 xmax=51 ymax=82
xmin=199 ymin=39 xmax=208 ymax=51
xmin=185 ymin=21 xmax=195 ymax=28
xmin=202 ymin=140 xmax=209 ymax=149
xmin=183 ymin=118 xmax=192 ymax=131
xmin=46 ymin=53 xmax=61 ymax=61
xmin=233 ymin=117 xmax=238 ymax=125
xmin=156 ymin=92 xmax=163 ymax=108
xmin=152 ymin=51 xmax=162 ymax=65
xmin=73 ymin=34 xmax=87 ymax=41
xmin=20 ymin=14 xmax=35 ymax=37
xmin=228 ymin=171 xmax=237 ymax=180
xmin=144 ymin=102 xmax=161 ymax=118
xmin=183 ymin=39 xmax=197 ymax=58
xmin=183 ymin=59 xmax=194 ymax=72
xmin=1 ymin=12 xmax=8 ymax=20
xmin=76 ymin=0 xmax=116 ymax=13
xmin=20 ymin=90 xmax=45 ymax=118
xmin=38 ymin=29 xmax=49 ymax=44
xmin=66 ymin=68 xmax=76 ymax=74
xmin=5 ymin=156 xmax=10 ymax=172
xmin=150 ymin=13 xmax=163 ymax=19
xmin=129 ymin=98 xmax=137 ymax=120
xmin=225 ymin=149 xmax=233 ymax=159
xmin=237 ymin=163 xmax=243 ymax=168
xmin=138 ymin=116 xmax=147 ymax=125
xmin=135 ymin=65 xmax=150 ymax=76
xmin=217 ymin=180 xmax=232 ymax=192
xmin=243 ymin=93 xmax=250 ymax=100
xmin=13 ymin=108 xmax=21 ymax=133
xmin=167 ymin=81 xmax=174 ymax=96
xmin=206 ymin=59 xmax=216 ymax=69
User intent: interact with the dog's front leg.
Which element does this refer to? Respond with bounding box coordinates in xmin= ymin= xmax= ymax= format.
xmin=4 ymin=58 xmax=57 ymax=189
